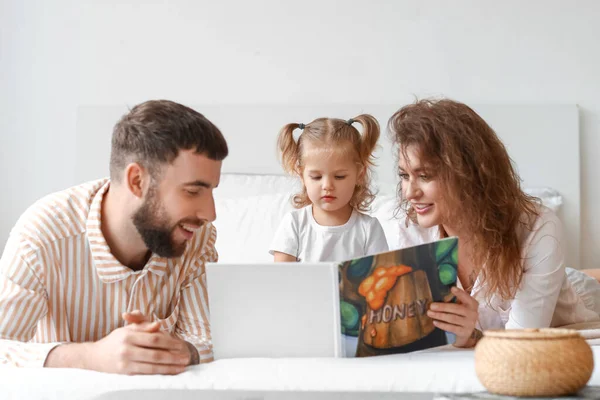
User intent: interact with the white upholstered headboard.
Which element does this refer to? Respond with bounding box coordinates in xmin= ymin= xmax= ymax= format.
xmin=77 ymin=104 xmax=580 ymax=267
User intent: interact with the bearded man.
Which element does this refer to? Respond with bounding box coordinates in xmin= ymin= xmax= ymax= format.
xmin=0 ymin=100 xmax=228 ymax=374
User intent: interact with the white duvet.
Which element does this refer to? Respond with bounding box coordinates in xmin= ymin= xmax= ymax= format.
xmin=3 ymin=344 xmax=600 ymax=400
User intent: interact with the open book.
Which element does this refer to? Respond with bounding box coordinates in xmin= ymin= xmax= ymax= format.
xmin=338 ymin=237 xmax=458 ymax=357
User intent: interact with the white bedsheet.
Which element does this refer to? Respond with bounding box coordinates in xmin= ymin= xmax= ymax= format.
xmin=3 ymin=345 xmax=600 ymax=400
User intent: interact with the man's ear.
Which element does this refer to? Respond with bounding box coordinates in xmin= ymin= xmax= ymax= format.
xmin=124 ymin=162 xmax=148 ymax=199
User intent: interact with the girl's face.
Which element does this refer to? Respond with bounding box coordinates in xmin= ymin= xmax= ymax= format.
xmin=398 ymin=145 xmax=446 ymax=229
xmin=301 ymin=144 xmax=360 ymax=214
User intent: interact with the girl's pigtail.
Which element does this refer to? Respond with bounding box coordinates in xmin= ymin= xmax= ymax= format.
xmin=352 ymin=114 xmax=380 ymax=168
xmin=349 ymin=114 xmax=380 ymax=212
xmin=277 ymin=123 xmax=302 ymax=175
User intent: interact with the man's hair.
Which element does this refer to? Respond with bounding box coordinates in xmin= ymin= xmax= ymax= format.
xmin=109 ymin=100 xmax=228 ymax=181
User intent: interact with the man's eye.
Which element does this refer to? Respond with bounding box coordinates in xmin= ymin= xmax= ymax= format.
xmin=186 ymin=190 xmax=200 ymax=196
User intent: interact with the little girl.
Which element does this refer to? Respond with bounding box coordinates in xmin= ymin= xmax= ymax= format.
xmin=270 ymin=115 xmax=389 ymax=262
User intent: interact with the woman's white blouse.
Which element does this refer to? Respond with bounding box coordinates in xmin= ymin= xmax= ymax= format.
xmin=397 ymin=207 xmax=600 ymax=330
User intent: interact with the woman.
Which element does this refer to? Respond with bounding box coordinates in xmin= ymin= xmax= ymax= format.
xmin=388 ymin=98 xmax=600 ymax=348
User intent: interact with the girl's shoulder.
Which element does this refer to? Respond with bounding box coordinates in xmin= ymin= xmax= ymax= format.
xmin=283 ymin=205 xmax=313 ymax=226
xmin=353 ymin=210 xmax=384 ymax=229
xmin=353 ymin=210 xmax=377 ymax=222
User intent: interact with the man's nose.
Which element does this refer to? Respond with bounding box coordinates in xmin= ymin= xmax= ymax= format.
xmin=199 ymin=193 xmax=217 ymax=223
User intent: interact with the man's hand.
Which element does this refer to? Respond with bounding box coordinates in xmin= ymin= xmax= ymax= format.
xmin=123 ymin=310 xmax=200 ymax=366
xmin=123 ymin=310 xmax=153 ymax=325
xmin=45 ymin=311 xmax=192 ymax=374
xmin=426 ymin=286 xmax=480 ymax=348
xmin=88 ymin=319 xmax=191 ymax=374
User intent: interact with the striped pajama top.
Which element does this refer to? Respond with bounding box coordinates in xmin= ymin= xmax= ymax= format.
xmin=0 ymin=179 xmax=216 ymax=367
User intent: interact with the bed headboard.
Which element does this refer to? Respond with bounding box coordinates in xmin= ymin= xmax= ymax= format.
xmin=77 ymin=104 xmax=580 ymax=267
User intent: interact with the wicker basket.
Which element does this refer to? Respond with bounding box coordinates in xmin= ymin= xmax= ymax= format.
xmin=474 ymin=328 xmax=594 ymax=397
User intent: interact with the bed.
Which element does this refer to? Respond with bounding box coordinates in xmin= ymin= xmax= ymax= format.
xmin=3 ymin=344 xmax=600 ymax=399
xmin=2 ymin=103 xmax=591 ymax=400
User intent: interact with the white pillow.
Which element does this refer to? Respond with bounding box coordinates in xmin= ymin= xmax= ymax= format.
xmin=213 ymin=174 xmax=563 ymax=262
xmin=214 ymin=192 xmax=402 ymax=264
xmin=524 ymin=187 xmax=563 ymax=212
xmin=217 ymin=173 xmax=395 ymax=198
xmin=216 ymin=173 xmax=300 ymax=198
xmin=214 ymin=192 xmax=294 ymax=263
xmin=214 ymin=174 xmax=401 ymax=262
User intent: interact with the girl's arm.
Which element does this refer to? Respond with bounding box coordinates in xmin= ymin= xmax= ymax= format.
xmin=269 ymin=212 xmax=299 ymax=262
xmin=273 ymin=252 xmax=297 ymax=262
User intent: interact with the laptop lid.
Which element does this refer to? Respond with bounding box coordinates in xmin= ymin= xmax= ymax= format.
xmin=206 ymin=262 xmax=343 ymax=359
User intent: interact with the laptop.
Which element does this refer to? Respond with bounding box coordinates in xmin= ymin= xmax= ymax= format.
xmin=205 ymin=262 xmax=343 ymax=359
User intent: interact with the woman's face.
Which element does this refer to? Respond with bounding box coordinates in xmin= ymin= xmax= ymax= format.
xmin=398 ymin=145 xmax=446 ymax=229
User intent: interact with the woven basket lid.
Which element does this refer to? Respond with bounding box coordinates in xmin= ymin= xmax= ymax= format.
xmin=483 ymin=328 xmax=581 ymax=340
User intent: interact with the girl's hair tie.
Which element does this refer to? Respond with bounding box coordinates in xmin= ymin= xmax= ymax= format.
xmin=298 ymin=123 xmax=306 ymax=130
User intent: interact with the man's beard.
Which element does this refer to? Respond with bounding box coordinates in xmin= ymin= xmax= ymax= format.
xmin=132 ymin=189 xmax=187 ymax=258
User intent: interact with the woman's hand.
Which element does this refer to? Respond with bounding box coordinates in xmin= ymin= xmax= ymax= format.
xmin=427 ymin=286 xmax=480 ymax=348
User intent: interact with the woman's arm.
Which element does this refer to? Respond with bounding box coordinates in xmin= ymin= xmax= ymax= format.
xmin=427 ymin=286 xmax=480 ymax=348
xmin=506 ymin=211 xmax=565 ymax=329
xmin=582 ymin=269 xmax=600 ymax=283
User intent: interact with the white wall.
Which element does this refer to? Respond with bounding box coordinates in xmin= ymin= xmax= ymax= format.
xmin=2 ymin=0 xmax=599 ymax=269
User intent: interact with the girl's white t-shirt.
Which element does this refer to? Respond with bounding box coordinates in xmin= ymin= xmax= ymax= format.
xmin=269 ymin=205 xmax=389 ymax=262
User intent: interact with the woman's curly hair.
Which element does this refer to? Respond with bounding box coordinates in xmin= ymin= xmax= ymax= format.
xmin=388 ymin=98 xmax=540 ymax=301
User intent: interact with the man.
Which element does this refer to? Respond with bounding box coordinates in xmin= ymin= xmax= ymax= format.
xmin=0 ymin=100 xmax=228 ymax=375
